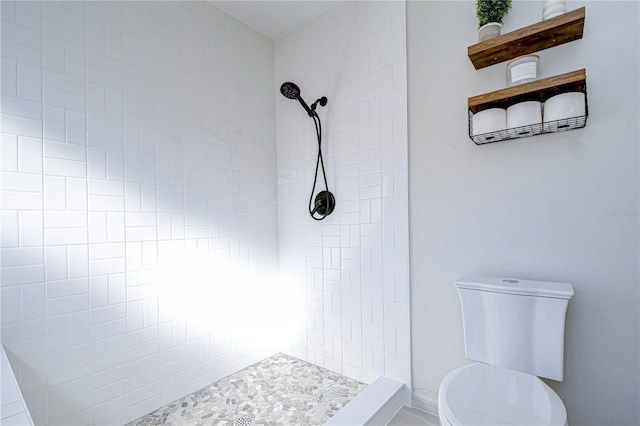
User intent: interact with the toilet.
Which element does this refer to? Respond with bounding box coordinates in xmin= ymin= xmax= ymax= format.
xmin=438 ymin=276 xmax=574 ymax=426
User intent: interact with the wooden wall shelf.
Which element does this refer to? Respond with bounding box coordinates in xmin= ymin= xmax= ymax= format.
xmin=468 ymin=69 xmax=586 ymax=113
xmin=468 ymin=7 xmax=585 ymax=70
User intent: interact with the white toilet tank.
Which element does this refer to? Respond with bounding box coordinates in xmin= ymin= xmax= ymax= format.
xmin=455 ymin=276 xmax=574 ymax=381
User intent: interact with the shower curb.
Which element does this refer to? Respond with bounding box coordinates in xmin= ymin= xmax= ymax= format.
xmin=324 ymin=377 xmax=406 ymax=426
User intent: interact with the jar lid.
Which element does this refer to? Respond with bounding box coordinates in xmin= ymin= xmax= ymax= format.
xmin=506 ymin=54 xmax=540 ymax=67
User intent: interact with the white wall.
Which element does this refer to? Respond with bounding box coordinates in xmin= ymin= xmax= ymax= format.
xmin=275 ymin=2 xmax=411 ymax=387
xmin=0 ymin=2 xmax=279 ymax=424
xmin=407 ymin=1 xmax=639 ymax=424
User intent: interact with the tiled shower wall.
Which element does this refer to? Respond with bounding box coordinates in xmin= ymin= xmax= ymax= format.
xmin=0 ymin=2 xmax=279 ymax=424
xmin=275 ymin=2 xmax=410 ymax=386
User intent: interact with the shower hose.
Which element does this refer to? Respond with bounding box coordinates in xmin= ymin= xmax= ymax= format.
xmin=309 ymin=113 xmax=331 ymax=220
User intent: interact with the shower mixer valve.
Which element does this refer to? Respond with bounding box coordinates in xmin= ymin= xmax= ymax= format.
xmin=311 ymin=191 xmax=335 ymax=217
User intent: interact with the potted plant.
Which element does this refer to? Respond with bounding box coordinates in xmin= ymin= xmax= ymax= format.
xmin=477 ymin=0 xmax=512 ymax=42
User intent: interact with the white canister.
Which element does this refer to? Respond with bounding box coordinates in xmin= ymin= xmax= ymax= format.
xmin=543 ymin=92 xmax=586 ymax=131
xmin=507 ymin=101 xmax=542 ymax=137
xmin=506 ymin=55 xmax=539 ymax=86
xmin=542 ymin=0 xmax=567 ymax=20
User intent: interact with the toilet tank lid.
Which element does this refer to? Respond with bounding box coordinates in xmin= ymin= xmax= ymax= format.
xmin=455 ymin=275 xmax=574 ymax=299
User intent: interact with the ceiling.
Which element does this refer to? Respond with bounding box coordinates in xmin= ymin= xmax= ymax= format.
xmin=212 ymin=1 xmax=345 ymax=40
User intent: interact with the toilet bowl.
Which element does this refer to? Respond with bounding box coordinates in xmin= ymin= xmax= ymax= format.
xmin=438 ymin=363 xmax=567 ymax=426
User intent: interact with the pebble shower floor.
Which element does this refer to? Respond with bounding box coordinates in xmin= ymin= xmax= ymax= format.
xmin=128 ymin=353 xmax=367 ymax=425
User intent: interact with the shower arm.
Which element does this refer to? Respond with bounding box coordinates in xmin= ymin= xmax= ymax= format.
xmin=310 ymin=97 xmax=328 ymax=114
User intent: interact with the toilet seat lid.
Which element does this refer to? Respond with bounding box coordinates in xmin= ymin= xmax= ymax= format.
xmin=438 ymin=363 xmax=567 ymax=426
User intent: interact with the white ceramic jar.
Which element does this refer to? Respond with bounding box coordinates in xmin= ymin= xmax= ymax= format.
xmin=506 ymin=55 xmax=539 ymax=86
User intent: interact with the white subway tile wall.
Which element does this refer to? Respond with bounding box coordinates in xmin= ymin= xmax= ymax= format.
xmin=1 ymin=2 xmax=279 ymax=425
xmin=275 ymin=2 xmax=410 ymax=387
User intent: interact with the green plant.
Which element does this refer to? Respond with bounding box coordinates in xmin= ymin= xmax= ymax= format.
xmin=476 ymin=0 xmax=512 ymax=28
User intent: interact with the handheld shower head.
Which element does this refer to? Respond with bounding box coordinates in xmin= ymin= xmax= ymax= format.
xmin=280 ymin=82 xmax=300 ymax=100
xmin=280 ymin=82 xmax=317 ymax=117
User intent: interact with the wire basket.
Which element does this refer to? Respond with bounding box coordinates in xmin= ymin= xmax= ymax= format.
xmin=469 ymin=113 xmax=588 ymax=145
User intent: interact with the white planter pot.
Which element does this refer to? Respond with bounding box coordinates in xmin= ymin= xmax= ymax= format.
xmin=478 ymin=22 xmax=502 ymax=42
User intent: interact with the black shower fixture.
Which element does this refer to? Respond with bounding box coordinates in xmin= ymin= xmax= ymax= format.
xmin=280 ymin=82 xmax=327 ymax=118
xmin=310 ymin=191 xmax=335 ymax=217
xmin=280 ymin=82 xmax=334 ymax=221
